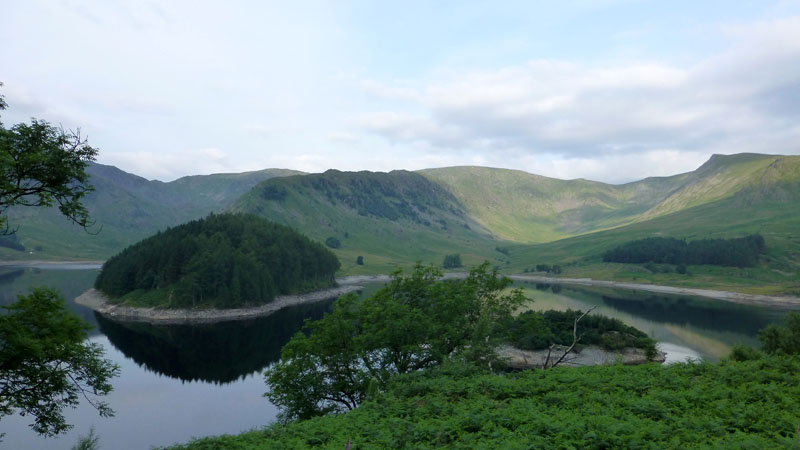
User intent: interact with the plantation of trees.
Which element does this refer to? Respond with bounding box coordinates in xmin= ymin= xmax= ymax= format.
xmin=94 ymin=213 xmax=340 ymax=308
xmin=602 ymin=234 xmax=766 ymax=268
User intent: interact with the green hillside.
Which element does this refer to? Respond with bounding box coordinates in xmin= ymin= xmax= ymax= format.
xmin=508 ymin=170 xmax=800 ymax=294
xmin=637 ymin=153 xmax=789 ymax=219
xmin=4 ymin=153 xmax=799 ymax=295
xmin=419 ymin=166 xmax=688 ymax=243
xmin=0 ymin=163 xmax=303 ymax=261
xmin=231 ymin=170 xmax=503 ymax=274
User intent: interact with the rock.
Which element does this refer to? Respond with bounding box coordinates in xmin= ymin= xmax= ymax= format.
xmin=499 ymin=344 xmax=666 ymax=370
xmin=75 ymin=285 xmax=363 ymax=324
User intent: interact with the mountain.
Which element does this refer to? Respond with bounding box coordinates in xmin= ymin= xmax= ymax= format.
xmin=231 ymin=154 xmax=799 ymax=285
xmin=4 ymin=153 xmax=799 ymax=293
xmin=1 ymin=163 xmax=303 ymax=260
xmin=419 ymin=166 xmax=689 ymax=243
xmin=230 ymin=169 xmax=500 ymax=274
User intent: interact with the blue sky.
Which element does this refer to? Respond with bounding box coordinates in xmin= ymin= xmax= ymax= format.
xmin=3 ymin=0 xmax=800 ymax=182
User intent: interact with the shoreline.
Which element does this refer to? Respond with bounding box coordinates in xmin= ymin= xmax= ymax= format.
xmin=21 ymin=261 xmax=800 ymax=314
xmin=75 ymin=285 xmax=364 ymax=324
xmin=0 ymin=260 xmax=104 ymax=268
xmin=509 ymin=275 xmax=800 ymax=309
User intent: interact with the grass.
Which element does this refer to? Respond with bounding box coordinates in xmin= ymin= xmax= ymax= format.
xmin=166 ymin=356 xmax=800 ymax=449
xmin=5 ymin=154 xmax=798 ymax=297
xmin=508 ymin=190 xmax=800 ymax=295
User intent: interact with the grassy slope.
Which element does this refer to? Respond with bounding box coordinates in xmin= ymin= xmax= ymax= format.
xmin=508 ymin=179 xmax=800 ymax=294
xmin=638 ymin=153 xmax=788 ymax=219
xmin=0 ymin=164 xmax=303 ymax=261
xmin=419 ymin=166 xmax=688 ymax=243
xmin=231 ymin=170 xmax=505 ymax=275
xmin=169 ymin=357 xmax=800 ymax=449
xmin=4 ymin=153 xmax=798 ymax=294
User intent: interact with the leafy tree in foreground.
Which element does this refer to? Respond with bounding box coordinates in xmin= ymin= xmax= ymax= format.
xmin=265 ymin=262 xmax=526 ymax=422
xmin=0 ymin=83 xmax=99 ymax=234
xmin=0 ymin=85 xmax=117 ymax=437
xmin=759 ymin=312 xmax=800 ymax=355
xmin=726 ymin=312 xmax=800 ymax=361
xmin=0 ymin=289 xmax=120 ymax=436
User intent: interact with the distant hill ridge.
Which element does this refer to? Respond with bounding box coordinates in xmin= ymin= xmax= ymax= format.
xmin=3 ymin=153 xmax=799 ymax=279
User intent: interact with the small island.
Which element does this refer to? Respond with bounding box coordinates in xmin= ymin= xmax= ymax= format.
xmin=93 ymin=213 xmax=342 ymax=311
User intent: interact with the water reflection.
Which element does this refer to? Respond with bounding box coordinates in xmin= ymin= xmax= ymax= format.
xmin=0 ymin=266 xmax=101 ymax=331
xmin=517 ymin=282 xmax=791 ymax=361
xmin=598 ymin=290 xmax=780 ymax=336
xmin=96 ymin=299 xmax=335 ymax=384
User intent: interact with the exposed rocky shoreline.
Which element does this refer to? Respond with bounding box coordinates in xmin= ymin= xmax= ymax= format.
xmin=75 ymin=285 xmax=363 ymax=324
xmin=499 ymin=344 xmax=667 ymax=370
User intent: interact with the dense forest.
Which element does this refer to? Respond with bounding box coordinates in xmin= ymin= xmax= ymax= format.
xmin=602 ymin=234 xmax=766 ymax=267
xmin=94 ymin=213 xmax=340 ymax=308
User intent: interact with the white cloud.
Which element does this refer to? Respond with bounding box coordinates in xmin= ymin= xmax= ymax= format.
xmin=5 ymin=2 xmax=800 ymax=184
xmin=101 ymin=148 xmax=237 ymax=181
xmin=327 ymin=132 xmax=361 ymax=144
xmin=357 ymin=17 xmax=800 ymax=174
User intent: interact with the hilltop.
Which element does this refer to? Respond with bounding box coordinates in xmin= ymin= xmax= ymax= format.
xmin=0 ymin=163 xmax=303 ymax=260
xmin=3 ymin=153 xmax=799 ymax=294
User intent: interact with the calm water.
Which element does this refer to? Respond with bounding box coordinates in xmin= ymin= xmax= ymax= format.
xmin=0 ymin=267 xmax=794 ymax=449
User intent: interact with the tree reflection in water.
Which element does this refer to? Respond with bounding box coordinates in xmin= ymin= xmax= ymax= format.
xmin=96 ymin=298 xmax=335 ymax=384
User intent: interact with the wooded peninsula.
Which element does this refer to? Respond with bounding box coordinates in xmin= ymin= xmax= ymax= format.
xmin=94 ymin=213 xmax=340 ymax=309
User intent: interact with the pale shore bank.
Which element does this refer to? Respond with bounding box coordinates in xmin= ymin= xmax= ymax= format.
xmin=340 ymin=273 xmax=800 ymax=309
xmin=499 ymin=344 xmax=667 ymax=369
xmin=509 ymin=275 xmax=800 ymax=309
xmin=76 ymin=284 xmax=363 ymax=324
xmin=0 ymin=260 xmax=104 ymax=268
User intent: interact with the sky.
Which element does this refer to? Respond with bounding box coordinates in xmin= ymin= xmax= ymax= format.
xmin=2 ymin=0 xmax=800 ymax=183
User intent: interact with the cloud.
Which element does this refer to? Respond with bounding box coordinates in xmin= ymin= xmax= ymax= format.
xmin=327 ymin=131 xmax=361 ymax=144
xmin=101 ymin=147 xmax=238 ymax=181
xmin=357 ymin=17 xmax=800 ymax=164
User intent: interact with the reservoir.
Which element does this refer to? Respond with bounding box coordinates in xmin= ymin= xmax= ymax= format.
xmin=0 ymin=265 xmax=792 ymax=449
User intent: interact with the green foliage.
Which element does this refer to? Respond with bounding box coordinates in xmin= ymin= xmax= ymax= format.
xmin=0 ymin=289 xmax=119 ymax=436
xmin=264 ymin=263 xmax=526 ymax=422
xmin=507 ymin=309 xmax=657 ymax=355
xmin=94 ymin=213 xmax=340 ymax=309
xmin=260 ymin=185 xmax=288 ymax=201
xmin=305 ymin=169 xmax=458 ymax=222
xmin=324 ymin=237 xmax=341 ymax=249
xmin=0 ymin=94 xmax=98 ymax=232
xmin=602 ymin=234 xmax=767 ymax=268
xmin=71 ymin=427 xmax=100 ymax=450
xmin=441 ymin=253 xmax=462 ymax=269
xmin=175 ymin=356 xmax=800 ymax=449
xmin=759 ymin=312 xmax=800 ymax=355
xmin=727 ymin=344 xmax=763 ymax=362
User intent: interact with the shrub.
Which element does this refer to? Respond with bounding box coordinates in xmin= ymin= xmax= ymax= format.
xmin=325 ymin=237 xmax=341 ymax=249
